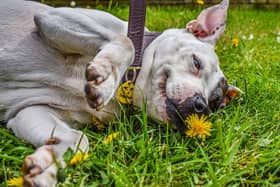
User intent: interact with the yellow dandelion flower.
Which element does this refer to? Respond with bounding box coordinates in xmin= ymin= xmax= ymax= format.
xmin=232 ymin=38 xmax=239 ymax=47
xmin=197 ymin=0 xmax=204 ymax=5
xmin=185 ymin=114 xmax=212 ymax=141
xmin=103 ymin=132 xmax=118 ymax=144
xmin=92 ymin=115 xmax=106 ymax=130
xmin=7 ymin=177 xmax=23 ymax=187
xmin=69 ymin=152 xmax=89 ymax=166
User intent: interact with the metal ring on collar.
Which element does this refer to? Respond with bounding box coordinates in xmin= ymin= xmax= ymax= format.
xmin=125 ymin=66 xmax=141 ymax=82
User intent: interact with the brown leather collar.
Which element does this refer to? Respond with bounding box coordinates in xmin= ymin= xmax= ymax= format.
xmin=123 ymin=0 xmax=161 ymax=83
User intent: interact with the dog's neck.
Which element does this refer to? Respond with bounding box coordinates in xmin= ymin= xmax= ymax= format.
xmin=116 ymin=31 xmax=161 ymax=105
xmin=132 ymin=31 xmax=165 ymax=111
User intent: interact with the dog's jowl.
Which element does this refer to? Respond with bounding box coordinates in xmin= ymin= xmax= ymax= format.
xmin=0 ymin=0 xmax=239 ymax=186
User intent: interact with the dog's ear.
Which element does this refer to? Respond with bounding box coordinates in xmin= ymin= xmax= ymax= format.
xmin=186 ymin=0 xmax=229 ymax=45
xmin=225 ymin=85 xmax=242 ymax=105
xmin=219 ymin=85 xmax=242 ymax=108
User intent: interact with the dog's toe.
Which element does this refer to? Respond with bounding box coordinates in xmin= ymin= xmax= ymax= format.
xmin=23 ymin=175 xmax=34 ymax=187
xmin=86 ymin=68 xmax=105 ymax=85
xmin=85 ymin=84 xmax=104 ymax=110
xmin=22 ymin=157 xmax=36 ymax=175
xmin=23 ymin=175 xmax=42 ymax=187
xmin=85 ymin=61 xmax=112 ymax=85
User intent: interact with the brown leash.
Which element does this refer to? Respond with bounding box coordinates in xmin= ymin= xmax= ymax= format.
xmin=127 ymin=0 xmax=146 ymax=68
xmin=117 ymin=0 xmax=161 ymax=104
xmin=124 ymin=0 xmax=161 ymax=83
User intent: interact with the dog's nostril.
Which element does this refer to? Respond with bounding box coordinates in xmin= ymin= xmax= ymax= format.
xmin=194 ymin=96 xmax=207 ymax=113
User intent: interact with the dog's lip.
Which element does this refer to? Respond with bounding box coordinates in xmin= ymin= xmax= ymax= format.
xmin=164 ymin=97 xmax=189 ymax=133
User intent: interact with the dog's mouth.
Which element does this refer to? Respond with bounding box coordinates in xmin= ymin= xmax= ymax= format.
xmin=164 ymin=96 xmax=210 ymax=134
xmin=155 ymin=76 xmax=210 ymax=133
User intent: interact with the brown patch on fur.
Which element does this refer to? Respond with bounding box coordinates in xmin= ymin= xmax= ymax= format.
xmin=45 ymin=137 xmax=61 ymax=145
xmin=22 ymin=157 xmax=34 ymax=175
xmin=158 ymin=78 xmax=167 ymax=97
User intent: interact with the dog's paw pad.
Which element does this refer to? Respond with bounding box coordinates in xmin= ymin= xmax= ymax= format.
xmin=84 ymin=83 xmax=104 ymax=110
xmin=85 ymin=60 xmax=112 ymax=85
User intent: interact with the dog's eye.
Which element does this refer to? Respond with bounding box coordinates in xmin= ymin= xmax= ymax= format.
xmin=192 ymin=55 xmax=201 ymax=70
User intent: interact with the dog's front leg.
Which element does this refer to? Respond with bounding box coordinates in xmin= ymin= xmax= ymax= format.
xmin=7 ymin=106 xmax=89 ymax=187
xmin=85 ymin=36 xmax=135 ymax=110
xmin=34 ymin=9 xmax=135 ymax=110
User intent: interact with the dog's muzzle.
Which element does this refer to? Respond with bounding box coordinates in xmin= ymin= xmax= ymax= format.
xmin=165 ymin=94 xmax=210 ymax=133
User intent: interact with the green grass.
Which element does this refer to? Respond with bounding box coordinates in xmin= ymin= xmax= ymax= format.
xmin=1 ymin=5 xmax=280 ymax=186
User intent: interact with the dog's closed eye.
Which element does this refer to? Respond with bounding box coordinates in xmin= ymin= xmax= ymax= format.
xmin=192 ymin=54 xmax=202 ymax=74
xmin=193 ymin=54 xmax=202 ymax=70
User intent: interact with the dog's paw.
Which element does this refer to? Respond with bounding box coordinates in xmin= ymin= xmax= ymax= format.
xmin=85 ymin=58 xmax=112 ymax=85
xmin=22 ymin=145 xmax=57 ymax=187
xmin=85 ymin=58 xmax=117 ymax=110
xmin=84 ymin=83 xmax=104 ymax=110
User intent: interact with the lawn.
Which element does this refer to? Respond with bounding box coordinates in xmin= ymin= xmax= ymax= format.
xmin=1 ymin=4 xmax=280 ymax=187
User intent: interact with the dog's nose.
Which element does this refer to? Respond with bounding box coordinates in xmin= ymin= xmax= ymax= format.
xmin=193 ymin=95 xmax=208 ymax=113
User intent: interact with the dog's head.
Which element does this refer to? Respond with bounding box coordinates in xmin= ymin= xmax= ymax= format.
xmin=134 ymin=0 xmax=240 ymax=133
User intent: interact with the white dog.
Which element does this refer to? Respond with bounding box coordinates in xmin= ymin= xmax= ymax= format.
xmin=0 ymin=0 xmax=239 ymax=186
